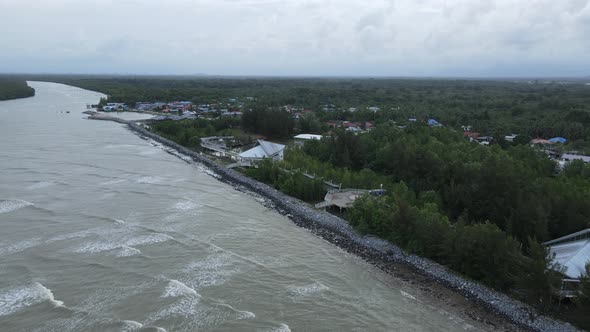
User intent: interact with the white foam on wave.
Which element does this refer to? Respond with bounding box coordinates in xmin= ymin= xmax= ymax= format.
xmin=71 ymin=233 xmax=171 ymax=254
xmin=136 ymin=176 xmax=162 ymax=184
xmin=173 ymin=200 xmax=200 ymax=211
xmin=125 ymin=233 xmax=173 ymax=247
xmin=288 ymin=282 xmax=329 ymax=299
xmin=400 ymin=290 xmax=417 ymax=301
xmin=147 ymin=295 xmax=201 ymax=323
xmin=266 ymin=323 xmax=291 ymax=332
xmin=49 ymin=227 xmax=105 ymax=242
xmin=146 ymin=295 xmax=253 ymax=330
xmin=120 ymin=320 xmax=143 ymax=331
xmin=181 ymin=253 xmax=238 ymax=289
xmin=214 ymin=303 xmax=255 ymax=320
xmin=204 ymin=169 xmax=220 ymax=179
xmin=115 ymin=245 xmax=142 ymax=257
xmin=72 ymin=241 xmax=119 ymax=254
xmin=0 ymin=282 xmax=64 ymax=317
xmin=0 ymin=199 xmax=33 ymax=214
xmin=99 ymin=178 xmax=127 ymax=186
xmin=0 ymin=237 xmax=42 ymax=256
xmin=162 ymin=280 xmax=199 ymax=298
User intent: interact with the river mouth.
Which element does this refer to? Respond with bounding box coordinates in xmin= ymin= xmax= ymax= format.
xmin=0 ymin=81 xmax=521 ymax=332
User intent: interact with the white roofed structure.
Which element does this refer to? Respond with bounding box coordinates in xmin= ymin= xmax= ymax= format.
xmin=294 ymin=134 xmax=323 ymax=141
xmin=546 ymin=228 xmax=590 ymax=280
xmin=545 ymin=228 xmax=590 ymax=297
xmin=239 ymin=140 xmax=285 ymax=162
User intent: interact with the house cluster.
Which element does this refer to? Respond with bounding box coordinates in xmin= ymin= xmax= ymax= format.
xmin=530 ymin=137 xmax=568 ymax=145
xmin=102 ymin=103 xmax=128 ymax=111
xmin=131 ymin=98 xmax=246 ymax=121
xmin=326 ymin=120 xmax=374 ymax=133
xmin=135 ymin=101 xmax=193 ymax=113
xmin=463 ymin=130 xmax=494 ymax=146
xmin=286 ymin=103 xmax=386 ymax=115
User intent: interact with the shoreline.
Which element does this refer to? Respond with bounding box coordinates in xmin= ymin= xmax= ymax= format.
xmin=95 ymin=116 xmax=577 ymax=332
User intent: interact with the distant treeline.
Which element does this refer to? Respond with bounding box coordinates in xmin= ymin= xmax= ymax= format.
xmin=0 ymin=77 xmax=35 ymax=101
xmin=20 ymin=75 xmax=590 ymax=144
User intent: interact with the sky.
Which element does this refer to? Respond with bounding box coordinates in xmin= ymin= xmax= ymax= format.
xmin=1 ymin=0 xmax=589 ymax=77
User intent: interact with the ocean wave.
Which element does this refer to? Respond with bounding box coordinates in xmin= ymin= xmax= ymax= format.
xmin=71 ymin=236 xmax=165 ymax=255
xmin=26 ymin=181 xmax=56 ymax=189
xmin=125 ymin=233 xmax=173 ymax=247
xmin=136 ymin=176 xmax=162 ymax=184
xmin=172 ymin=200 xmax=200 ymax=211
xmin=146 ymin=295 xmax=253 ymax=330
xmin=115 ymin=245 xmax=142 ymax=257
xmin=72 ymin=241 xmax=119 ymax=254
xmin=99 ymin=178 xmax=127 ymax=186
xmin=400 ymin=290 xmax=417 ymax=301
xmin=0 ymin=237 xmax=42 ymax=256
xmin=120 ymin=320 xmax=143 ymax=331
xmin=214 ymin=303 xmax=255 ymax=320
xmin=287 ymin=282 xmax=329 ymax=299
xmin=0 ymin=199 xmax=33 ymax=214
xmin=0 ymin=282 xmax=64 ymax=317
xmin=161 ymin=280 xmax=199 ymax=298
xmin=265 ymin=323 xmax=291 ymax=332
xmin=139 ymin=148 xmax=158 ymax=156
xmin=104 ymin=144 xmax=137 ymax=149
xmin=147 ymin=295 xmax=201 ymax=323
xmin=180 ymin=253 xmax=240 ymax=289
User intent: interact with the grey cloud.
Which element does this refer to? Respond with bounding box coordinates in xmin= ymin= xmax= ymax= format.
xmin=0 ymin=0 xmax=589 ymax=76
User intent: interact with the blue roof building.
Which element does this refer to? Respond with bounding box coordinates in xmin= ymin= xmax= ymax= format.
xmin=549 ymin=137 xmax=567 ymax=144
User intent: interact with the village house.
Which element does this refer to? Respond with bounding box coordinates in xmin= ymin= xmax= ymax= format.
xmin=294 ymin=134 xmax=323 ymax=146
xmin=102 ymin=103 xmax=127 ymax=111
xmin=427 ymin=119 xmax=443 ymax=127
xmin=505 ymin=134 xmax=518 ymax=142
xmin=238 ymin=140 xmax=286 ymax=165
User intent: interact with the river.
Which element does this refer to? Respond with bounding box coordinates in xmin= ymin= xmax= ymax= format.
xmin=0 ymin=82 xmax=493 ymax=331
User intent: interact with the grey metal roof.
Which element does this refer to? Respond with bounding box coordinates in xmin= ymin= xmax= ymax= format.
xmin=549 ymin=239 xmax=590 ymax=279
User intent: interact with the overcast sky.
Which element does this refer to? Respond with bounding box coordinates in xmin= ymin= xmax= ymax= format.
xmin=1 ymin=0 xmax=589 ymax=77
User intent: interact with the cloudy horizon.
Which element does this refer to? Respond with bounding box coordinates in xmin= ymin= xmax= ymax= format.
xmin=1 ymin=0 xmax=590 ymax=77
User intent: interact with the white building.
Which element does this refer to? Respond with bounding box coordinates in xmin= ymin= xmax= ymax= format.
xmin=546 ymin=228 xmax=590 ymax=297
xmin=561 ymin=153 xmax=590 ymax=164
xmin=294 ymin=134 xmax=323 ymax=140
xmin=505 ymin=134 xmax=518 ymax=142
xmin=239 ymin=140 xmax=285 ymax=163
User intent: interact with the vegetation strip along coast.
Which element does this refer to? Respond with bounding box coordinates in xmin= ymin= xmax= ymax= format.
xmin=0 ymin=78 xmax=35 ymax=101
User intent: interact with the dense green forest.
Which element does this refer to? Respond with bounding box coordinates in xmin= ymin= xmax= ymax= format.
xmin=0 ymin=77 xmax=35 ymax=101
xmin=150 ymin=117 xmax=243 ymax=147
